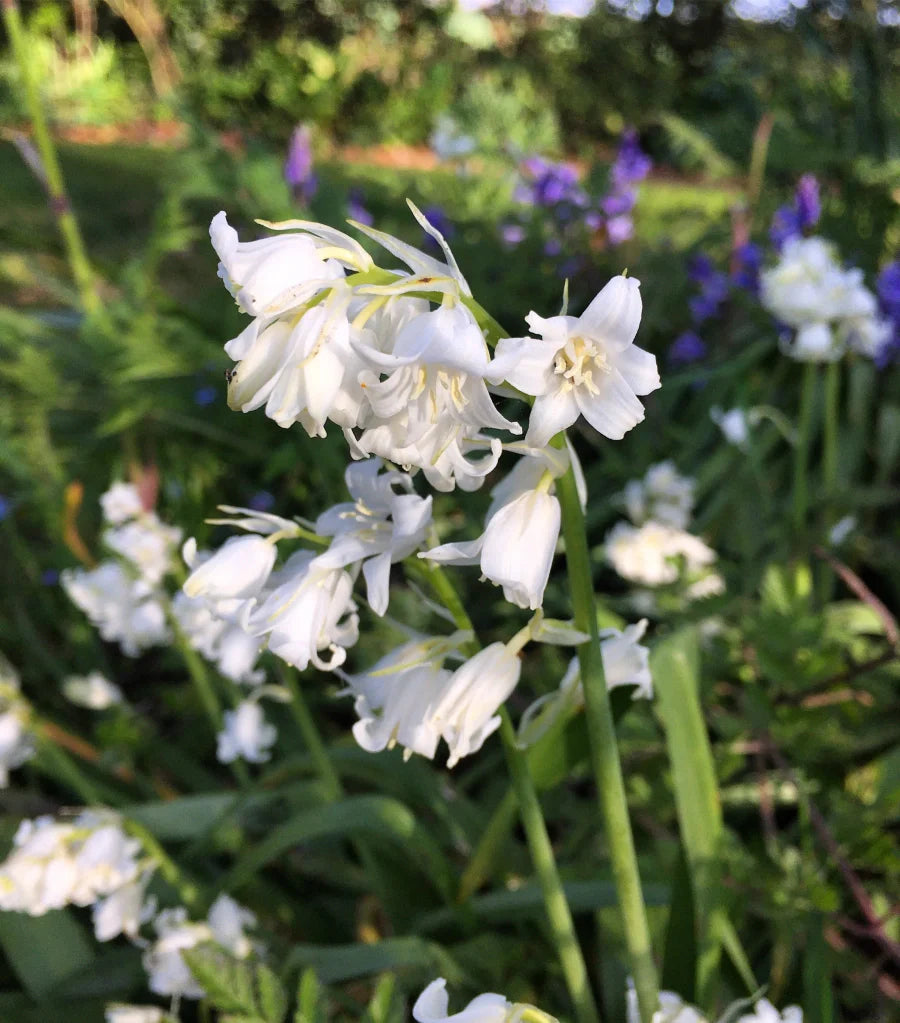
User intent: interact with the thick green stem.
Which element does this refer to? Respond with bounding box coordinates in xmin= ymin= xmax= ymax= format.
xmin=555 ymin=453 xmax=659 ymax=1023
xmin=124 ymin=817 xmax=203 ymax=912
xmin=419 ymin=560 xmax=599 ymax=1023
xmin=792 ymin=363 xmax=818 ymax=538
xmin=499 ymin=710 xmax=602 ymax=1023
xmin=2 ymin=0 xmax=102 ymax=317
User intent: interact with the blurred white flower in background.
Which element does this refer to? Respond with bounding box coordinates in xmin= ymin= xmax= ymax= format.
xmin=710 ymin=406 xmax=751 ymax=448
xmin=622 ymin=460 xmax=694 ymax=530
xmin=216 ymin=700 xmax=277 ymax=765
xmin=63 ymin=671 xmax=124 ymax=710
xmin=0 ymin=656 xmax=34 ymax=787
xmin=100 ymin=481 xmax=145 ymax=525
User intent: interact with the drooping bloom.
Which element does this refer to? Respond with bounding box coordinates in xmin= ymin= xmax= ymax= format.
xmin=314 ymin=458 xmax=432 ymax=615
xmin=668 ymin=330 xmax=707 ymax=366
xmin=206 ymin=893 xmax=257 ymax=959
xmin=217 ymin=700 xmax=277 ymax=764
xmin=103 ymin=513 xmax=182 ymax=587
xmin=100 ymin=481 xmax=144 ymax=525
xmin=413 ymin=977 xmax=557 ymax=1023
xmin=421 ymin=448 xmax=567 ymax=610
xmin=105 ymin=1006 xmax=167 ymax=1023
xmin=736 ymin=999 xmax=803 ymax=1023
xmin=488 ymin=276 xmax=660 ymax=446
xmin=710 ymin=406 xmax=751 ymax=448
xmin=183 ymin=534 xmax=277 ymax=604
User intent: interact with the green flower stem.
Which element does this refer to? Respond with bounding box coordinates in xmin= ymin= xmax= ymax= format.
xmin=279 ymin=665 xmax=343 ymax=802
xmin=822 ymin=361 xmax=840 ymax=505
xmin=1 ymin=0 xmax=102 ymax=317
xmin=418 ymin=559 xmax=599 ymax=1023
xmin=34 ymin=731 xmax=106 ymax=805
xmin=555 ymin=452 xmax=660 ymax=1023
xmin=167 ymin=614 xmax=250 ymax=787
xmin=499 ymin=709 xmax=602 ymax=1023
xmin=792 ymin=363 xmax=818 ymax=538
xmin=124 ymin=817 xmax=203 ymax=913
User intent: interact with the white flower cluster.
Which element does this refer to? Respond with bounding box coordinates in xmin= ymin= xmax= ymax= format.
xmin=143 ymin=894 xmax=256 ymax=999
xmin=62 ymin=481 xmax=267 ymax=688
xmin=212 ymin=208 xmax=659 ymax=493
xmin=0 ymin=810 xmax=151 ymax=941
xmin=0 ymin=655 xmax=34 ymax=788
xmin=62 ymin=481 xmax=175 ymax=657
xmin=761 ymin=236 xmax=891 ymax=362
xmin=605 ymin=462 xmax=723 ymax=600
xmin=627 ymin=988 xmax=802 ymax=1023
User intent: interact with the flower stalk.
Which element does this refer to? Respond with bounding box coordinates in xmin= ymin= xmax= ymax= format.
xmin=792 ymin=363 xmax=818 ymax=538
xmin=555 ymin=447 xmax=660 ymax=1023
xmin=1 ymin=0 xmax=102 ymax=317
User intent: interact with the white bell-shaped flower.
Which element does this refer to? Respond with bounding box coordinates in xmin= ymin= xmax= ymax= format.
xmin=422 ymin=451 xmax=564 ymax=610
xmin=207 ymin=893 xmax=256 ymax=959
xmin=413 ymin=978 xmax=511 ymax=1023
xmin=183 ymin=534 xmax=277 ymax=602
xmin=143 ymin=908 xmax=211 ymax=999
xmin=433 ymin=643 xmax=521 ymax=768
xmin=488 ymin=276 xmax=660 ymax=445
xmin=622 ymin=461 xmax=694 ymax=530
xmin=248 ymin=551 xmax=359 ymax=671
xmin=315 ymin=458 xmax=432 ymax=615
xmin=605 ymin=521 xmax=716 ymax=587
xmin=100 ymin=481 xmax=144 ymax=525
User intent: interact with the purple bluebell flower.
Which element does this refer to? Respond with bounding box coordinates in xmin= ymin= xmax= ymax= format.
xmin=249 ymin=491 xmax=276 ymax=512
xmin=732 ymin=241 xmax=762 ymax=293
xmin=770 ymin=204 xmax=801 ymax=251
xmin=606 ymin=214 xmax=634 ymax=246
xmin=557 ymin=257 xmax=581 ymax=280
xmin=669 ymin=331 xmax=708 ymax=365
xmin=284 ymin=125 xmax=317 ymax=205
xmin=194 ymin=385 xmax=217 ymax=407
xmin=795 ymin=174 xmax=820 ymax=230
xmin=543 ymin=237 xmax=562 ymax=258
xmin=41 ymin=568 xmax=59 ymax=586
xmin=0 ymin=496 xmax=9 ymax=520
xmin=688 ymin=254 xmax=717 ymax=284
xmin=518 ymin=157 xmax=584 ymax=209
xmin=611 ymin=129 xmax=651 ymax=189
xmin=876 ymin=260 xmax=900 ymax=320
xmin=584 ymin=210 xmax=604 ymax=232
xmin=501 ymin=222 xmax=525 ymax=246
xmin=601 ymin=189 xmax=636 ymax=217
xmin=347 ymin=188 xmax=373 ymax=227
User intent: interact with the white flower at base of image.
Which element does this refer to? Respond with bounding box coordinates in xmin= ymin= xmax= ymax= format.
xmin=422 ymin=450 xmax=566 ymax=611
xmin=100 ymin=481 xmax=145 ymax=525
xmin=216 ymin=700 xmax=277 ymax=765
xmin=414 ymin=977 xmax=558 ymax=1023
xmin=105 ymin=1005 xmax=167 ymax=1023
xmin=622 ymin=460 xmax=695 ymax=530
xmin=487 ymin=275 xmax=660 ymax=446
xmin=606 ymin=520 xmax=717 ymax=588
xmin=63 ymin=671 xmax=124 ymax=710
xmin=736 ymin=998 xmax=803 ymax=1023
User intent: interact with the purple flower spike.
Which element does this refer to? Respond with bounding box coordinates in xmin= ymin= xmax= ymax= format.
xmin=732 ymin=242 xmax=762 ymax=292
xmin=602 ymin=189 xmax=636 ymax=217
xmin=194 ymin=385 xmax=217 ymax=407
xmin=688 ymin=254 xmax=716 ymax=284
xmin=795 ymin=174 xmax=820 ymax=230
xmin=876 ymin=260 xmax=900 ymax=320
xmin=669 ymin=331 xmax=707 ymax=365
xmin=285 ymin=125 xmax=317 ymax=204
xmin=611 ymin=128 xmax=652 ymax=189
xmin=249 ymin=491 xmax=276 ymax=512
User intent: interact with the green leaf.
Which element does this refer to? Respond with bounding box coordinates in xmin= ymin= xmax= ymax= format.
xmin=285 ymin=936 xmax=461 ymax=985
xmin=225 ymin=795 xmax=453 ymax=900
xmin=365 ymin=972 xmax=397 ymax=1023
xmin=0 ymin=909 xmax=95 ymax=1000
xmin=257 ymin=962 xmax=289 ymax=1023
xmin=652 ymin=628 xmax=723 ymax=1003
xmin=182 ymin=946 xmax=257 ymax=1014
xmin=803 ymin=914 xmax=834 ymax=1023
xmin=125 ymin=793 xmax=240 ymax=840
xmin=294 ymin=967 xmax=322 ymax=1023
xmin=660 ymin=846 xmax=697 ymax=1002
